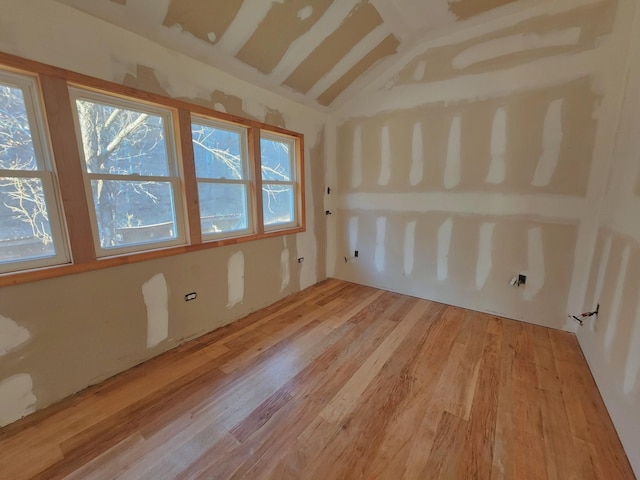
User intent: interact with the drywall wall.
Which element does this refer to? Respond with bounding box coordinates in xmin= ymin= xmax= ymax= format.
xmin=0 ymin=0 xmax=327 ymax=426
xmin=329 ymin=0 xmax=631 ymax=329
xmin=579 ymin=0 xmax=640 ymax=472
xmin=328 ymin=0 xmax=638 ymax=471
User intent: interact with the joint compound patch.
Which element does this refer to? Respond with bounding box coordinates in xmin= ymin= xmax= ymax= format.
xmin=0 ymin=314 xmax=29 ymax=356
xmin=438 ymin=218 xmax=454 ymax=281
xmin=0 ymin=374 xmax=36 ymax=427
xmin=375 ymin=217 xmax=387 ymax=273
xmin=142 ymin=274 xmax=169 ymax=348
xmin=476 ymin=223 xmax=496 ymax=290
xmin=444 ymin=116 xmax=461 ymax=189
xmin=281 ymin=237 xmax=290 ymax=292
xmin=523 ymin=227 xmax=545 ymax=300
xmin=228 ymin=251 xmax=245 ymax=308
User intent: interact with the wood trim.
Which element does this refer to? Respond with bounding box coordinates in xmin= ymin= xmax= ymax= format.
xmin=297 ymin=134 xmax=306 ymax=230
xmin=177 ymin=109 xmax=202 ymax=245
xmin=0 ymin=52 xmax=307 ymax=287
xmin=38 ymin=74 xmax=96 ymax=264
xmin=248 ymin=127 xmax=265 ymax=234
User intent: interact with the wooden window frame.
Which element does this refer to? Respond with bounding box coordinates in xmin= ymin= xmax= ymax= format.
xmin=190 ymin=115 xmax=254 ymax=242
xmin=68 ymin=87 xmax=188 ymax=257
xmin=0 ymin=70 xmax=71 ymax=273
xmin=0 ymin=52 xmax=305 ymax=287
xmin=260 ymin=131 xmax=301 ymax=232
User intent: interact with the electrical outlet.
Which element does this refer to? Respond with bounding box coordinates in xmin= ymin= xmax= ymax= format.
xmin=185 ymin=292 xmax=197 ymax=302
xmin=354 ymin=250 xmax=358 ymax=257
xmin=518 ymin=274 xmax=526 ymax=286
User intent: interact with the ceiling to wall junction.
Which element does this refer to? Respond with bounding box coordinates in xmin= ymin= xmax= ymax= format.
xmin=54 ymin=0 xmax=522 ymax=110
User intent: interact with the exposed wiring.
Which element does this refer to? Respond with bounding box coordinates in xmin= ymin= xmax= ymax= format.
xmin=569 ymin=304 xmax=600 ymax=326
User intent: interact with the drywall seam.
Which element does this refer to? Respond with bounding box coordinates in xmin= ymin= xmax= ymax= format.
xmin=0 ymin=374 xmax=36 ymax=427
xmin=623 ymin=294 xmax=640 ymax=394
xmin=592 ymin=233 xmax=613 ymax=329
xmin=604 ymin=245 xmax=631 ymax=361
xmin=142 ymin=273 xmax=169 ymax=349
xmin=486 ymin=107 xmax=507 ymax=184
xmin=17 ymin=0 xmax=328 ymax=119
xmin=348 ymin=216 xmax=359 ymax=253
xmin=375 ymin=216 xmax=386 ymax=273
xmin=378 ymin=125 xmax=391 ymax=185
xmin=532 ymin=99 xmax=564 ymax=186
xmin=307 ymin=25 xmax=390 ymax=100
xmin=336 ymin=192 xmax=586 ymax=219
xmin=437 ymin=218 xmax=453 ymax=281
xmin=404 ymin=220 xmax=417 ymax=276
xmin=476 ymin=223 xmax=496 ymax=290
xmin=565 ymin=0 xmax=638 ymax=329
xmin=340 ymin=49 xmax=602 ymax=117
xmin=413 ymin=61 xmax=426 ymax=82
xmin=444 ymin=116 xmax=462 ymax=189
xmin=280 ymin=237 xmax=290 ymax=292
xmin=609 ymin=202 xmax=640 ymax=240
xmin=352 ymin=125 xmax=362 ymax=188
xmin=227 ymin=251 xmax=245 ymax=308
xmin=523 ymin=227 xmax=545 ymax=300
xmin=0 ymin=314 xmax=29 ymax=356
xmin=270 ymin=0 xmax=360 ymax=83
xmin=410 ymin=122 xmax=424 ymax=186
xmin=215 ymin=0 xmax=275 ymax=56
xmin=334 ymin=0 xmax=605 ymax=115
xmin=325 ymin=117 xmax=337 ymax=278
xmin=452 ymin=28 xmax=583 ymax=70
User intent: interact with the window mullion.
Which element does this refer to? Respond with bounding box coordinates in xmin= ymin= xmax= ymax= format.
xmin=39 ymin=74 xmax=96 ymax=263
xmin=177 ymin=109 xmax=201 ymax=245
xmin=249 ymin=126 xmax=264 ymax=235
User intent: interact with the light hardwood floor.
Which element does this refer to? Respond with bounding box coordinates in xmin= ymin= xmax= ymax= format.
xmin=0 ymin=279 xmax=634 ymax=479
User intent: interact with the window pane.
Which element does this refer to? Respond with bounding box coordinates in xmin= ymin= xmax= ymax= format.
xmin=260 ymin=138 xmax=292 ymax=181
xmin=90 ymin=180 xmax=177 ymax=249
xmin=198 ymin=183 xmax=248 ymax=235
xmin=262 ymin=184 xmax=294 ymax=226
xmin=0 ymin=178 xmax=55 ymax=263
xmin=0 ymin=83 xmax=38 ymax=171
xmin=192 ymin=123 xmax=244 ymax=180
xmin=75 ymin=99 xmax=170 ymax=176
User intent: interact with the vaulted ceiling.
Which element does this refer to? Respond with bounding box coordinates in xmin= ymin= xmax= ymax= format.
xmin=55 ymin=0 xmax=521 ymax=110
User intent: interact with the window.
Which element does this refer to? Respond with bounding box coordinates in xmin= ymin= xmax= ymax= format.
xmin=191 ymin=117 xmax=252 ymax=239
xmin=70 ymin=89 xmax=185 ymax=256
xmin=260 ymin=132 xmax=298 ymax=230
xmin=0 ymin=53 xmax=305 ymax=285
xmin=0 ymin=71 xmax=69 ymax=273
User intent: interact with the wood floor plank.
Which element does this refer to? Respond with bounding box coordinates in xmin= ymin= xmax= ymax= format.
xmin=0 ymin=280 xmax=634 ymax=480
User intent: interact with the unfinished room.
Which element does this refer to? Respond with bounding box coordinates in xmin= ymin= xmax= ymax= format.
xmin=0 ymin=0 xmax=639 ymax=478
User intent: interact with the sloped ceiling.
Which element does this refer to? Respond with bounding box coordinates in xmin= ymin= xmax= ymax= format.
xmin=54 ymin=0 xmax=520 ymax=110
